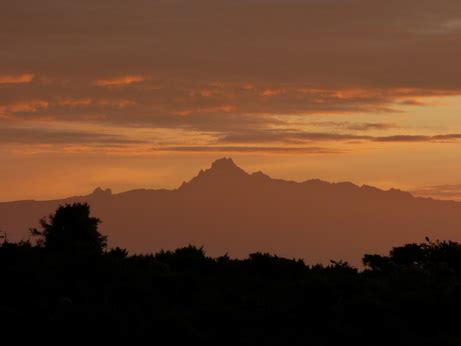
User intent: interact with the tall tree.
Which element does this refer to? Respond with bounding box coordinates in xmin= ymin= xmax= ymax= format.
xmin=31 ymin=203 xmax=106 ymax=256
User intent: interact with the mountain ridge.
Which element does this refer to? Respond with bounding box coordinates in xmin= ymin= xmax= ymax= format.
xmin=2 ymin=157 xmax=421 ymax=203
xmin=1 ymin=158 xmax=460 ymax=265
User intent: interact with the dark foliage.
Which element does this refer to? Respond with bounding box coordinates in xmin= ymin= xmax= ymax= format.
xmin=30 ymin=203 xmax=107 ymax=256
xmin=1 ymin=203 xmax=461 ymax=344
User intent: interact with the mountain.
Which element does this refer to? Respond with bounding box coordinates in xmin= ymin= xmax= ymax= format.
xmin=1 ymin=157 xmax=460 ymax=265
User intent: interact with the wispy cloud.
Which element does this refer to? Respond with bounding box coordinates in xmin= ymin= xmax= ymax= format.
xmin=94 ymin=75 xmax=147 ymax=87
xmin=153 ymin=146 xmax=342 ymax=154
xmin=412 ymin=184 xmax=461 ymax=201
xmin=0 ymin=73 xmax=34 ymax=84
xmin=374 ymin=134 xmax=461 ymax=142
xmin=0 ymin=126 xmax=146 ymax=145
xmin=58 ymin=98 xmax=93 ymax=107
xmin=219 ymin=130 xmax=461 ymax=144
xmin=345 ymin=123 xmax=399 ymax=131
xmin=0 ymin=100 xmax=49 ymax=116
xmin=308 ymin=121 xmax=399 ymax=131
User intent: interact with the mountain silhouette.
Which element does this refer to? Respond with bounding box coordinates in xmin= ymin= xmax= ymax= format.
xmin=1 ymin=157 xmax=461 ymax=265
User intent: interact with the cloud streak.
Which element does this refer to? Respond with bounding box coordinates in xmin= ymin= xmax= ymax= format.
xmin=219 ymin=130 xmax=461 ymax=144
xmin=412 ymin=184 xmax=461 ymax=201
xmin=373 ymin=134 xmax=461 ymax=142
xmin=0 ymin=73 xmax=34 ymax=84
xmin=94 ymin=75 xmax=147 ymax=87
xmin=0 ymin=126 xmax=146 ymax=145
xmin=308 ymin=121 xmax=399 ymax=131
xmin=152 ymin=146 xmax=342 ymax=154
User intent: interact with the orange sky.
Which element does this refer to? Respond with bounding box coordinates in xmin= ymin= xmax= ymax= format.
xmin=1 ymin=0 xmax=461 ymax=202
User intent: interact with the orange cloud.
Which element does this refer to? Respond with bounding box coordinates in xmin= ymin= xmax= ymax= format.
xmin=96 ymin=99 xmax=136 ymax=108
xmin=0 ymin=73 xmax=34 ymax=84
xmin=94 ymin=75 xmax=147 ymax=87
xmin=56 ymin=98 xmax=135 ymax=108
xmin=412 ymin=184 xmax=461 ymax=201
xmin=59 ymin=98 xmax=93 ymax=106
xmin=219 ymin=130 xmax=461 ymax=145
xmin=0 ymin=100 xmax=49 ymax=114
xmin=259 ymin=89 xmax=286 ymax=97
xmin=152 ymin=146 xmax=342 ymax=154
xmin=189 ymin=89 xmax=220 ymax=97
xmin=174 ymin=105 xmax=236 ymax=116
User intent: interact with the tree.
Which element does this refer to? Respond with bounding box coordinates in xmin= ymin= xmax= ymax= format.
xmin=363 ymin=238 xmax=461 ymax=273
xmin=31 ymin=203 xmax=107 ymax=256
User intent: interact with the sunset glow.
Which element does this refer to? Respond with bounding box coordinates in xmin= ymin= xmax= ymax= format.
xmin=1 ymin=0 xmax=461 ymax=202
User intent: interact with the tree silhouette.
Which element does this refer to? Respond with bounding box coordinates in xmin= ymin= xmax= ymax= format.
xmin=31 ymin=203 xmax=107 ymax=256
xmin=3 ymin=204 xmax=461 ymax=343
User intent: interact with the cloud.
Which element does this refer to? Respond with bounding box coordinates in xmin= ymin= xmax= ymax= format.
xmin=308 ymin=121 xmax=399 ymax=131
xmin=173 ymin=105 xmax=236 ymax=116
xmin=94 ymin=75 xmax=147 ymax=87
xmin=0 ymin=98 xmax=136 ymax=122
xmin=55 ymin=98 xmax=135 ymax=109
xmin=0 ymin=73 xmax=34 ymax=84
xmin=3 ymin=0 xmax=461 ymax=90
xmin=0 ymin=83 xmax=454 ymax=130
xmin=219 ymin=130 xmax=367 ymax=144
xmin=412 ymin=184 xmax=461 ymax=201
xmin=345 ymin=123 xmax=399 ymax=131
xmin=58 ymin=98 xmax=93 ymax=106
xmin=152 ymin=146 xmax=342 ymax=154
xmin=93 ymin=99 xmax=136 ymax=108
xmin=0 ymin=126 xmax=146 ymax=145
xmin=374 ymin=134 xmax=461 ymax=142
xmin=218 ymin=130 xmax=461 ymax=144
xmin=0 ymin=100 xmax=49 ymax=116
xmin=1 ymin=0 xmax=461 ymax=152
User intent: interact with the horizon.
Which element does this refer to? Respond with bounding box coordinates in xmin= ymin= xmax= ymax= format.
xmin=3 ymin=155 xmax=461 ymax=266
xmin=1 ymin=157 xmax=454 ymax=203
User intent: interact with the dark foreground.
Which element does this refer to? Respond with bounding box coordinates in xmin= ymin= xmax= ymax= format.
xmin=1 ymin=203 xmax=461 ymax=345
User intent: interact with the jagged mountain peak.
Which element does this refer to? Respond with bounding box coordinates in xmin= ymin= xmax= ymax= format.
xmin=180 ymin=158 xmax=249 ymax=190
xmin=209 ymin=157 xmax=246 ymax=175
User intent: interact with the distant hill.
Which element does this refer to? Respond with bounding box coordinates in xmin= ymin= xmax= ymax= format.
xmin=1 ymin=157 xmax=460 ymax=265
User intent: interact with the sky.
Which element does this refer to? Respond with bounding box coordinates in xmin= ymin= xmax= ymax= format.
xmin=1 ymin=0 xmax=461 ymax=202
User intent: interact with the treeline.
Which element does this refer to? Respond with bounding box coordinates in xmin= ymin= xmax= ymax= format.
xmin=1 ymin=203 xmax=461 ymax=344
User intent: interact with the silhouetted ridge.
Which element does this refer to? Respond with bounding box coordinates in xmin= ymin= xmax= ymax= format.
xmin=251 ymin=170 xmax=270 ymax=179
xmin=1 ymin=157 xmax=461 ymax=266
